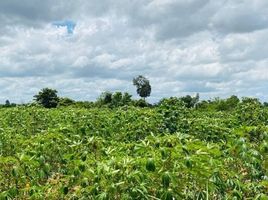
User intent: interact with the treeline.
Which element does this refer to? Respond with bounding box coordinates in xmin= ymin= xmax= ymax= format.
xmin=1 ymin=75 xmax=268 ymax=110
xmin=2 ymin=89 xmax=268 ymax=112
xmin=0 ymin=100 xmax=17 ymax=108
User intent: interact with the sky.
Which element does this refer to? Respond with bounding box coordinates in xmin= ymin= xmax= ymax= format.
xmin=0 ymin=0 xmax=268 ymax=103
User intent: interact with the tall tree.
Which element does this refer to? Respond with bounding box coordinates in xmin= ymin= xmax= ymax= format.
xmin=5 ymin=100 xmax=11 ymax=107
xmin=133 ymin=75 xmax=151 ymax=100
xmin=34 ymin=88 xmax=59 ymax=108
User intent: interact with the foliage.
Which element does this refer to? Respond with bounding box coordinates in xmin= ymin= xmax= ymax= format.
xmin=34 ymin=88 xmax=59 ymax=108
xmin=157 ymin=97 xmax=189 ymax=133
xmin=74 ymin=101 xmax=95 ymax=109
xmin=0 ymin=100 xmax=268 ymax=199
xmin=133 ymin=75 xmax=151 ymax=100
xmin=133 ymin=99 xmax=151 ymax=107
xmin=58 ymin=97 xmax=75 ymax=107
xmin=97 ymin=91 xmax=133 ymax=108
xmin=111 ymin=92 xmax=132 ymax=107
xmin=179 ymin=93 xmax=199 ymax=108
xmin=197 ymin=95 xmax=240 ymax=111
xmin=98 ymin=91 xmax=113 ymax=105
xmin=236 ymin=97 xmax=268 ymax=126
xmin=5 ymin=100 xmax=10 ymax=107
xmin=0 ymin=100 xmax=16 ymax=108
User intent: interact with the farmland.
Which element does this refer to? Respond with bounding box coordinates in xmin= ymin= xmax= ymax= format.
xmin=0 ymin=99 xmax=268 ymax=199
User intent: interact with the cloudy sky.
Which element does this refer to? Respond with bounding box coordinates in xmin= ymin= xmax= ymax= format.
xmin=1 ymin=0 xmax=268 ymax=103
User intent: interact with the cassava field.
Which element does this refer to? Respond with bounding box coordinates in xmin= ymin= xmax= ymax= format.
xmin=0 ymin=99 xmax=268 ymax=199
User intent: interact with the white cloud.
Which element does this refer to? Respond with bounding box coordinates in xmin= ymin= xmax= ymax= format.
xmin=0 ymin=0 xmax=268 ymax=103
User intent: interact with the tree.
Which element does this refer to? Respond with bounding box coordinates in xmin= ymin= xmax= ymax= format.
xmin=100 ymin=92 xmax=113 ymax=104
xmin=5 ymin=100 xmax=11 ymax=107
xmin=121 ymin=92 xmax=132 ymax=105
xmin=97 ymin=91 xmax=133 ymax=107
xmin=225 ymin=95 xmax=239 ymax=108
xmin=96 ymin=91 xmax=113 ymax=107
xmin=58 ymin=97 xmax=75 ymax=107
xmin=34 ymin=88 xmax=59 ymax=108
xmin=133 ymin=75 xmax=151 ymax=100
xmin=179 ymin=93 xmax=199 ymax=108
xmin=111 ymin=92 xmax=123 ymax=107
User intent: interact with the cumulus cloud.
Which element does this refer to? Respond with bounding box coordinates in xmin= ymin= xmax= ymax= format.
xmin=0 ymin=0 xmax=268 ymax=103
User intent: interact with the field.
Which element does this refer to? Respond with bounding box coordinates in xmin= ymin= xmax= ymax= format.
xmin=0 ymin=100 xmax=268 ymax=199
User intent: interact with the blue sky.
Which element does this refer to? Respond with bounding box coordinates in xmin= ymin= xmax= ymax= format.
xmin=0 ymin=0 xmax=268 ymax=103
xmin=53 ymin=20 xmax=76 ymax=34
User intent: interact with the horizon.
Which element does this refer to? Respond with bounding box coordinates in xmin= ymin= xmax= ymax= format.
xmin=1 ymin=89 xmax=267 ymax=105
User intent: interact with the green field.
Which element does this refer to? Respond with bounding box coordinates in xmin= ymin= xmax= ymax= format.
xmin=0 ymin=100 xmax=267 ymax=199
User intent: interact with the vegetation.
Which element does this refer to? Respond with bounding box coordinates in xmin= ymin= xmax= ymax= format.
xmin=171 ymin=94 xmax=199 ymax=108
xmin=34 ymin=88 xmax=59 ymax=108
xmin=96 ymin=92 xmax=132 ymax=108
xmin=133 ymin=75 xmax=151 ymax=100
xmin=0 ymin=77 xmax=268 ymax=199
xmin=0 ymin=98 xmax=267 ymax=199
